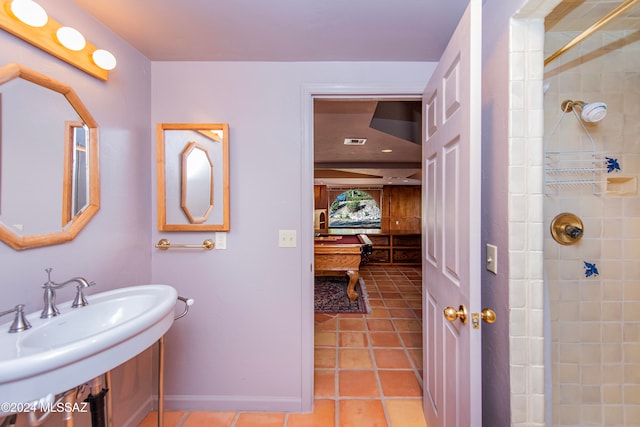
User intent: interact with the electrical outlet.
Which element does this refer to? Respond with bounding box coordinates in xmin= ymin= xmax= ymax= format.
xmin=486 ymin=244 xmax=498 ymax=274
xmin=279 ymin=230 xmax=297 ymax=248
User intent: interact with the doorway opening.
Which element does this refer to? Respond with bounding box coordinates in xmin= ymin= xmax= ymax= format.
xmin=308 ymin=92 xmax=425 ymax=420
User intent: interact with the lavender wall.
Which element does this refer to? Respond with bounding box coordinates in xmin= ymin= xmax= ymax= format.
xmin=0 ymin=1 xmax=152 ymax=425
xmin=481 ymin=0 xmax=528 ymax=424
xmin=0 ymin=0 xmax=525 ymax=422
xmin=150 ymin=62 xmax=432 ymax=411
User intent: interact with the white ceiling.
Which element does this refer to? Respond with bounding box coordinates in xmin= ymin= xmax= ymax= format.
xmin=73 ymin=0 xmax=470 ymax=62
xmin=72 ymin=0 xmax=470 ymax=186
xmin=71 ymin=0 xmax=639 ymax=187
xmin=313 ymin=99 xmax=422 ymax=186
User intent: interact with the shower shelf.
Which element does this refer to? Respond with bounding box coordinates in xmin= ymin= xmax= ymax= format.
xmin=544 ymin=150 xmax=607 ymax=194
xmin=544 ymin=100 xmax=608 ymax=196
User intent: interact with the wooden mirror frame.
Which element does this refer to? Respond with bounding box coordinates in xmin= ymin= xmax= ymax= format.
xmin=0 ymin=63 xmax=99 ymax=250
xmin=157 ymin=123 xmax=229 ymax=231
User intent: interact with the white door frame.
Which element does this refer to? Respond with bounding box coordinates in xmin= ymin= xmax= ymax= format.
xmin=300 ymin=83 xmax=425 ymax=409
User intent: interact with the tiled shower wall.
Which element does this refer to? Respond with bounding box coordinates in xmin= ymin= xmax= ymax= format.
xmin=509 ymin=15 xmax=547 ymax=427
xmin=544 ymin=30 xmax=640 ymax=425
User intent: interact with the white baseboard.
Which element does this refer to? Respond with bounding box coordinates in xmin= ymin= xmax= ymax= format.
xmin=159 ymin=394 xmax=304 ymax=412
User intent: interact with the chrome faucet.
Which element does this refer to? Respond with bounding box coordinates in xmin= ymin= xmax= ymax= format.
xmin=0 ymin=304 xmax=32 ymax=333
xmin=40 ymin=268 xmax=95 ymax=319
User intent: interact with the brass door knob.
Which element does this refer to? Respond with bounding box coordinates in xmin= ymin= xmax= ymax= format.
xmin=481 ymin=308 xmax=497 ymax=324
xmin=443 ymin=305 xmax=467 ymax=324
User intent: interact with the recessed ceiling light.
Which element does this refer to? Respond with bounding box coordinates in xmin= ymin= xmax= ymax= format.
xmin=381 ymin=149 xmax=393 ymax=153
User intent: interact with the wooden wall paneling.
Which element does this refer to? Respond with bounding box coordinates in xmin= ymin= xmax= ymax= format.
xmin=386 ymin=186 xmax=421 ymax=232
xmin=314 ymin=185 xmax=327 ymax=210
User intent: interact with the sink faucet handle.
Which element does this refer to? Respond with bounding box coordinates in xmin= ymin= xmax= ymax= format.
xmin=71 ymin=278 xmax=95 ymax=308
xmin=43 ymin=267 xmax=54 ymax=287
xmin=10 ymin=304 xmax=31 ymax=333
xmin=72 ymin=285 xmax=90 ymax=308
xmin=0 ymin=304 xmax=32 ymax=333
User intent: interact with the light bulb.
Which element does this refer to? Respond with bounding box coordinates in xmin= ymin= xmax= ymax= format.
xmin=56 ymin=27 xmax=86 ymax=51
xmin=92 ymin=49 xmax=117 ymax=71
xmin=10 ymin=0 xmax=48 ymax=27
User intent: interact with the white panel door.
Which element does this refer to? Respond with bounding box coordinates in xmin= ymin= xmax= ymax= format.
xmin=422 ymin=0 xmax=482 ymax=426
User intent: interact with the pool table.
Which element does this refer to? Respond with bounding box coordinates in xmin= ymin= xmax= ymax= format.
xmin=314 ymin=234 xmax=373 ymax=301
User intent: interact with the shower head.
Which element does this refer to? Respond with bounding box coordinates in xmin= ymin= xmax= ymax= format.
xmin=561 ymin=99 xmax=607 ymax=122
xmin=581 ymin=102 xmax=607 ymax=122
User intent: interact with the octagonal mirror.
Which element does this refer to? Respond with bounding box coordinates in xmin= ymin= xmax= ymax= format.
xmin=157 ymin=123 xmax=229 ymax=231
xmin=181 ymin=141 xmax=214 ymax=223
xmin=0 ymin=63 xmax=99 ymax=250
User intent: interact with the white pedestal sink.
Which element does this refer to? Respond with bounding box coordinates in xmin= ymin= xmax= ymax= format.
xmin=0 ymin=284 xmax=178 ymax=409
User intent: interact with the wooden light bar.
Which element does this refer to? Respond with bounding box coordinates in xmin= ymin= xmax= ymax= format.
xmin=0 ymin=0 xmax=109 ymax=80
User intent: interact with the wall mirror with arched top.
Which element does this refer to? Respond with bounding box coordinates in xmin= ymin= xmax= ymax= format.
xmin=0 ymin=63 xmax=100 ymax=250
xmin=157 ymin=123 xmax=229 ymax=231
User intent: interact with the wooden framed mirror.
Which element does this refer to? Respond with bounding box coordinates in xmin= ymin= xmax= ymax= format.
xmin=0 ymin=63 xmax=99 ymax=250
xmin=157 ymin=123 xmax=229 ymax=231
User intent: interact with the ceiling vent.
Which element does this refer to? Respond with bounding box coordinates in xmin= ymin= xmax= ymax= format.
xmin=344 ymin=138 xmax=367 ymax=145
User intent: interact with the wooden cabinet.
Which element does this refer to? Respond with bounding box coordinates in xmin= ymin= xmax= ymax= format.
xmin=367 ymin=232 xmax=421 ymax=265
xmin=368 ymin=235 xmax=391 ymax=263
xmin=391 ymin=234 xmax=421 ymax=263
xmin=381 ymin=186 xmax=421 ymax=232
xmin=314 ymin=209 xmax=327 ymax=229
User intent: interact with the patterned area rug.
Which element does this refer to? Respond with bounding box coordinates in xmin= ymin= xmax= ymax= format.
xmin=314 ymin=275 xmax=371 ymax=314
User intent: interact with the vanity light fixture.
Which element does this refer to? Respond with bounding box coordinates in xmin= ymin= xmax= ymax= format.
xmin=56 ymin=26 xmax=86 ymax=51
xmin=0 ymin=0 xmax=116 ymax=80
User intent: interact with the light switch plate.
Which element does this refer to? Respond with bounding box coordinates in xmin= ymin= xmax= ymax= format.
xmin=215 ymin=232 xmax=227 ymax=250
xmin=486 ymin=244 xmax=498 ymax=274
xmin=279 ymin=230 xmax=297 ymax=248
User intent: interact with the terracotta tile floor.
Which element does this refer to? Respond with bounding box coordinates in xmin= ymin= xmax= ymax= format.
xmin=139 ymin=265 xmax=426 ymax=427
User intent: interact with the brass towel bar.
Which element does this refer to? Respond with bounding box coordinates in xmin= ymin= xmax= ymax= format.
xmin=154 ymin=238 xmax=214 ymax=250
